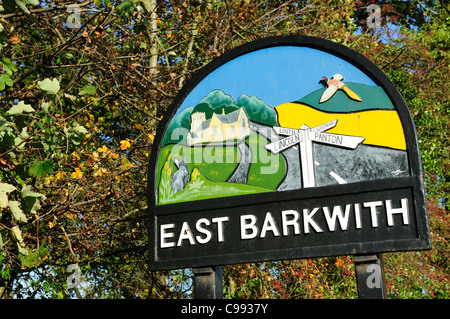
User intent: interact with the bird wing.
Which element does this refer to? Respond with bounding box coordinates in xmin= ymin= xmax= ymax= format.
xmin=319 ymin=85 xmax=338 ymax=103
xmin=342 ymin=86 xmax=362 ymax=102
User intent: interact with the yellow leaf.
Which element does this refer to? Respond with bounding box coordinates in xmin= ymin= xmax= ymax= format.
xmin=96 ymin=168 xmax=104 ymax=177
xmin=65 ymin=212 xmax=76 ymax=220
xmin=55 ymin=171 xmax=66 ymax=180
xmin=120 ymin=139 xmax=131 ymax=150
xmin=97 ymin=145 xmax=108 ymax=153
xmin=121 ymin=158 xmax=134 ymax=171
xmin=71 ymin=167 xmax=83 ymax=179
xmin=134 ymin=123 xmax=143 ymax=130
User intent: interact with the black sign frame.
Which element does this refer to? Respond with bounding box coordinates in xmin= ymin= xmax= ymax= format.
xmin=147 ymin=35 xmax=431 ymax=271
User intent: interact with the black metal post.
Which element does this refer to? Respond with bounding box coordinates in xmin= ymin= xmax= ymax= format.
xmin=193 ymin=266 xmax=223 ymax=299
xmin=354 ymin=253 xmax=387 ymax=299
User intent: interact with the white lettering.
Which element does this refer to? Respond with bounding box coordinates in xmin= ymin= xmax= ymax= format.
xmin=160 ymin=224 xmax=175 ymax=248
xmin=323 ymin=204 xmax=351 ymax=231
xmin=281 ymin=210 xmax=300 ymax=236
xmin=177 ymin=222 xmax=195 ymax=246
xmin=241 ymin=215 xmax=258 ymax=239
xmin=212 ymin=216 xmax=229 ymax=242
xmin=159 ymin=196 xmax=412 ymax=250
xmin=302 ymin=208 xmax=323 ymax=233
xmin=259 ymin=304 xmax=268 ymax=313
xmin=260 ymin=213 xmax=280 ymax=238
xmin=355 ymin=203 xmax=362 ymax=229
xmin=363 ymin=201 xmax=383 ymax=228
xmin=386 ymin=198 xmax=409 ymax=226
xmin=195 ymin=218 xmax=212 ymax=244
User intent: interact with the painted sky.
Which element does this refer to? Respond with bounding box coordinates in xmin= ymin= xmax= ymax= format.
xmin=177 ymin=46 xmax=377 ymax=114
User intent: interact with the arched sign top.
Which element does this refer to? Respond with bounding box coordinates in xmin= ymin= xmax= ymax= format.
xmin=150 ymin=36 xmax=419 ymax=207
xmin=148 ymin=36 xmax=430 ymax=271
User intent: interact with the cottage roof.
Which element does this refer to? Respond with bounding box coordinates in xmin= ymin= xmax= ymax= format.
xmin=216 ymin=108 xmax=241 ymax=123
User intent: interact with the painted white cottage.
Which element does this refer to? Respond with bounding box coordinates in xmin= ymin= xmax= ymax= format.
xmin=187 ymin=108 xmax=250 ymax=146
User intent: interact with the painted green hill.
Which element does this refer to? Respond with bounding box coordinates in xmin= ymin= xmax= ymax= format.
xmin=192 ymin=102 xmax=239 ymax=119
xmin=199 ymin=89 xmax=278 ymax=124
xmin=297 ymin=83 xmax=394 ymax=112
xmin=237 ymin=93 xmax=278 ymax=126
xmin=162 ymin=106 xmax=193 ymax=146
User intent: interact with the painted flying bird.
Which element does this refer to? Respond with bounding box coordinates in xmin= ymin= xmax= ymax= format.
xmin=318 ymin=74 xmax=362 ymax=103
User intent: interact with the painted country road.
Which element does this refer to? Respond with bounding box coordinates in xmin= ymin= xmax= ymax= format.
xmin=226 ymin=141 xmax=252 ymax=184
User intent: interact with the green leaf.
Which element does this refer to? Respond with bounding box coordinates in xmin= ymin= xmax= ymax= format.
xmin=0 ymin=192 xmax=8 ymax=208
xmin=68 ymin=122 xmax=88 ymax=145
xmin=0 ymin=74 xmax=13 ymax=90
xmin=29 ymin=159 xmax=53 ymax=179
xmin=14 ymin=0 xmax=38 ymax=14
xmin=41 ymin=102 xmax=50 ymax=113
xmin=14 ymin=136 xmax=23 ymax=148
xmin=21 ymin=101 xmax=35 ymax=112
xmin=79 ymin=85 xmax=97 ymax=96
xmin=10 ymin=225 xmax=24 ymax=244
xmin=0 ymin=183 xmax=16 ymax=193
xmin=21 ymin=185 xmax=44 ymax=198
xmin=6 ymin=101 xmax=35 ymax=115
xmin=20 ymin=126 xmax=29 ymax=139
xmin=19 ymin=245 xmax=49 ymax=268
xmin=2 ymin=58 xmax=17 ymax=75
xmin=38 ymin=78 xmax=60 ymax=95
xmin=0 ymin=183 xmax=16 ymax=208
xmin=20 ymin=185 xmax=45 ymax=214
xmin=71 ymin=123 xmax=88 ymax=135
xmin=17 ymin=245 xmax=28 ymax=256
xmin=9 ymin=200 xmax=27 ymax=222
xmin=0 ymin=116 xmax=12 ymax=133
xmin=117 ymin=0 xmax=135 ymax=17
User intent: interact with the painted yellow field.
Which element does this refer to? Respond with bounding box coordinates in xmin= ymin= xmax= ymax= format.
xmin=275 ymin=103 xmax=406 ymax=150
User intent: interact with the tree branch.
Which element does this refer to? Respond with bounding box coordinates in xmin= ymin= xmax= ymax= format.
xmin=0 ymin=1 xmax=94 ymax=20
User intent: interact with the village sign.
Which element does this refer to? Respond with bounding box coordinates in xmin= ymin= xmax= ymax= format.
xmin=147 ymin=36 xmax=431 ymax=273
